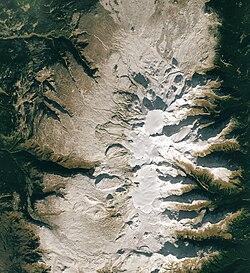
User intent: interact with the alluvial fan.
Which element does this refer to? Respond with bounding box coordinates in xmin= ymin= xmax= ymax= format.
xmin=0 ymin=0 xmax=249 ymax=273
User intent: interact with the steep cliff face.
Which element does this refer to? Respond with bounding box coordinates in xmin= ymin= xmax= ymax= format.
xmin=0 ymin=0 xmax=249 ymax=273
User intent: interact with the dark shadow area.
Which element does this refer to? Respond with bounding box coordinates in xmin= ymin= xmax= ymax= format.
xmin=158 ymin=240 xmax=216 ymax=259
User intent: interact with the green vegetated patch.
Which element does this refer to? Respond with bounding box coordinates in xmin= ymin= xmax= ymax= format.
xmin=0 ymin=0 xmax=98 ymax=151
xmin=197 ymin=0 xmax=250 ymax=272
xmin=0 ymin=0 xmax=99 ymax=145
xmin=198 ymin=211 xmax=250 ymax=273
xmin=0 ymin=209 xmax=49 ymax=273
xmin=0 ymin=151 xmax=48 ymax=272
xmin=0 ymin=0 xmax=98 ymax=272
xmin=0 ymin=0 xmax=98 ymax=38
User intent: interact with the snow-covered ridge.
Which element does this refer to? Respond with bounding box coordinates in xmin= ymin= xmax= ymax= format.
xmin=35 ymin=1 xmax=243 ymax=272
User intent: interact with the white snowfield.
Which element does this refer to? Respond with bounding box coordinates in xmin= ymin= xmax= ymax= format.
xmin=35 ymin=1 xmax=240 ymax=272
